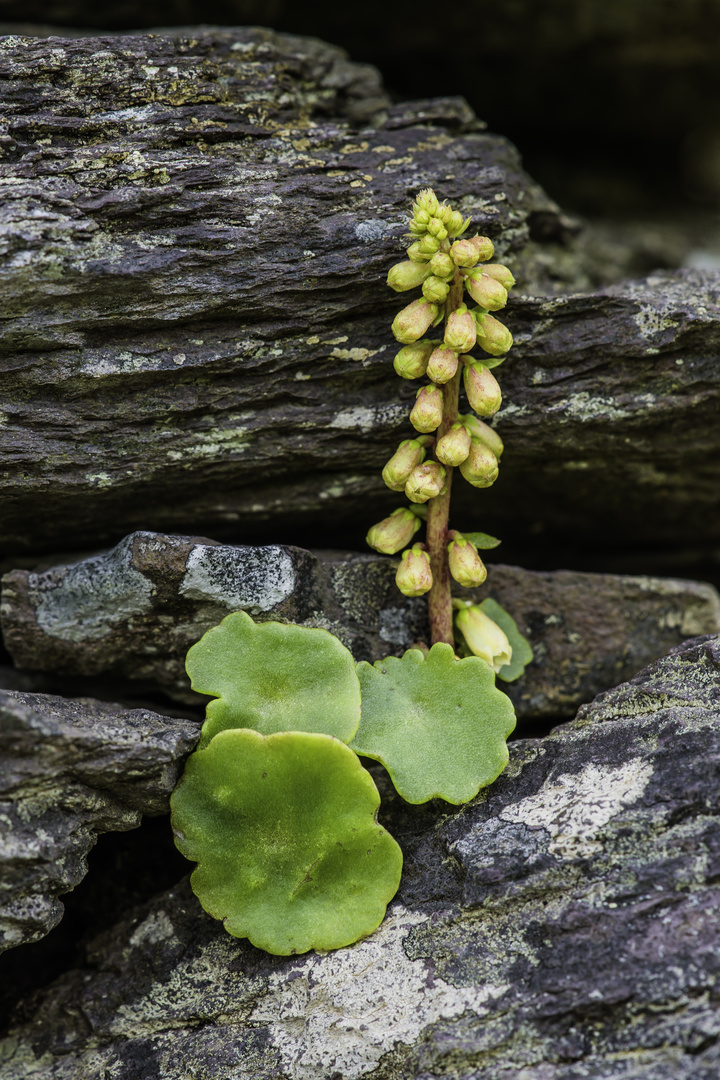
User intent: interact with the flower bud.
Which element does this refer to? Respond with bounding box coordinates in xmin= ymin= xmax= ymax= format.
xmin=414 ymin=188 xmax=439 ymax=217
xmin=435 ymin=421 xmax=471 ymax=466
xmin=418 ymin=234 xmax=440 ymax=256
xmin=405 ymin=460 xmax=446 ymax=503
xmin=475 ymin=313 xmax=513 ymax=357
xmin=427 ymin=218 xmax=448 ymax=240
xmin=382 ymin=439 xmax=426 ymax=491
xmin=429 ymin=251 xmax=455 ymax=279
xmin=366 ymin=508 xmax=421 ymax=555
xmin=447 ymin=210 xmax=470 ymax=237
xmin=426 ymin=346 xmax=459 ymax=384
xmin=451 ymin=234 xmax=494 ymax=267
xmin=409 ymin=383 xmax=444 ymax=432
xmin=459 ymin=414 xmax=504 ymax=459
xmin=456 ymin=606 xmax=512 ymax=671
xmin=444 ymin=307 xmax=476 ymax=353
xmin=392 ymin=299 xmax=440 ymax=344
xmin=448 ymin=538 xmax=487 ymax=588
xmin=408 ymin=220 xmax=425 ymax=236
xmin=480 ymin=263 xmax=515 ymax=290
xmin=414 ymin=208 xmax=430 ymax=226
xmin=393 ymin=339 xmax=435 ymax=379
xmin=465 ymin=271 xmax=508 ymax=311
xmin=436 ymin=202 xmax=453 ymax=225
xmin=406 ymin=241 xmax=430 ymax=263
xmin=387 ymin=260 xmax=432 ymax=292
xmin=463 ymin=362 xmax=502 ymax=417
xmin=422 ymin=275 xmax=450 ymax=304
xmin=459 ymin=439 xmax=499 ymax=488
xmin=396 ymin=544 xmax=433 ymax=597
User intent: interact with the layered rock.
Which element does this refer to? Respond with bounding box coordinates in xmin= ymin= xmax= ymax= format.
xmin=3 ymin=532 xmax=720 ymax=720
xmin=0 ymin=689 xmax=198 ymax=952
xmin=3 ymin=635 xmax=720 ymax=1078
xmin=1 ymin=28 xmax=719 ymax=555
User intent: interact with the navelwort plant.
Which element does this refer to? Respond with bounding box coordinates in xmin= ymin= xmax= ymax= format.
xmin=170 ymin=189 xmax=532 ymax=956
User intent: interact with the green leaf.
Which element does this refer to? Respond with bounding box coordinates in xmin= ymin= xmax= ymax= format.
xmin=477 ymin=354 xmax=505 ymax=370
xmin=350 ymin=643 xmax=516 ymax=804
xmin=462 ymin=531 xmax=501 ymax=549
xmin=477 ymin=598 xmax=534 ymax=683
xmin=170 ymin=729 xmax=403 ymax=955
xmin=187 ymin=611 xmax=361 ymax=748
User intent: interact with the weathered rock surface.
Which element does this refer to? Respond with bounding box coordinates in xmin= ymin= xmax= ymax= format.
xmin=3 ymin=531 xmax=720 ymax=721
xmin=3 ymin=635 xmax=720 ymax=1079
xmin=1 ymin=28 xmax=719 ymax=554
xmin=0 ymin=689 xmax=199 ymax=953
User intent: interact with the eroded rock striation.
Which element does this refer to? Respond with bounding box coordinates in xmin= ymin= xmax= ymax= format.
xmin=0 ymin=689 xmax=198 ymax=952
xmin=3 ymin=635 xmax=720 ymax=1078
xmin=3 ymin=532 xmax=720 ymax=720
xmin=1 ymin=28 xmax=719 ymax=554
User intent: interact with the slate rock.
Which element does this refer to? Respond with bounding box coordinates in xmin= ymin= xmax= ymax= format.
xmin=0 ymin=689 xmax=199 ymax=953
xmin=2 ymin=28 xmax=717 ymax=555
xmin=3 ymin=635 xmax=720 ymax=1078
xmin=3 ymin=531 xmax=720 ymax=721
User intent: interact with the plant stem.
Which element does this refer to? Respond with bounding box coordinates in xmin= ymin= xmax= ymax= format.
xmin=426 ymin=269 xmax=464 ymax=647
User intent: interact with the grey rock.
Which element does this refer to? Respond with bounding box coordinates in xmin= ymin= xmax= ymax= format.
xmin=3 ymin=531 xmax=720 ymax=721
xmin=1 ymin=28 xmax=717 ymax=555
xmin=0 ymin=689 xmax=199 ymax=952
xmin=3 ymin=635 xmax=720 ymax=1078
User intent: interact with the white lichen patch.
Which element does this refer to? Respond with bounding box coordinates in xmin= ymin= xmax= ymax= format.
xmin=253 ymin=905 xmax=507 ymax=1080
xmin=180 ymin=545 xmax=296 ymax=613
xmin=330 ymin=346 xmax=379 ymax=362
xmin=330 ymin=404 xmax=406 ymax=432
xmin=32 ymin=537 xmax=154 ymax=642
xmin=632 ymin=304 xmax=680 ymax=342
xmin=499 ymin=760 xmax=654 ymax=859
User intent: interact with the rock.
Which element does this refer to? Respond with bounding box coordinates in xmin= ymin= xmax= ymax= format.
xmin=0 ymin=689 xmax=199 ymax=953
xmin=3 ymin=531 xmax=720 ymax=721
xmin=2 ymin=29 xmax=717 ymax=555
xmin=3 ymin=635 xmax=720 ymax=1078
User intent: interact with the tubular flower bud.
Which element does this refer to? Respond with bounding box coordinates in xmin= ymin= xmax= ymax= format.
xmin=366 ymin=508 xmax=422 ymax=555
xmin=422 ymin=275 xmax=451 ymax=304
xmin=427 ymin=218 xmax=448 ymax=240
xmin=392 ymin=299 xmax=440 ymax=344
xmin=480 ymin=263 xmax=516 ymax=290
xmin=448 ymin=538 xmax=488 ymax=588
xmin=459 ymin=414 xmax=504 ymax=459
xmin=414 ymin=189 xmax=440 ymax=217
xmin=435 ymin=421 xmax=472 ymax=466
xmin=418 ymin=234 xmax=440 ymax=256
xmin=410 ymin=383 xmax=444 ymax=433
xmin=459 ymin=439 xmax=499 ymax=488
xmin=465 ymin=271 xmax=508 ymax=311
xmin=429 ymin=251 xmax=456 ymax=279
xmin=456 ymin=606 xmax=512 ymax=671
xmin=407 ymin=241 xmax=430 ymax=263
xmin=382 ymin=439 xmax=427 ymax=491
xmin=463 ymin=362 xmax=502 ymax=417
xmin=405 ymin=460 xmax=447 ymax=503
xmin=426 ymin=346 xmax=459 ymax=384
xmin=393 ymin=340 xmax=435 ymax=379
xmin=444 ymin=307 xmax=477 ymax=353
xmin=475 ymin=313 xmax=513 ymax=357
xmin=387 ymin=260 xmax=432 ymax=292
xmin=396 ymin=544 xmax=433 ymax=597
xmin=447 ymin=210 xmax=470 ymax=237
xmin=451 ymin=234 xmax=494 ymax=267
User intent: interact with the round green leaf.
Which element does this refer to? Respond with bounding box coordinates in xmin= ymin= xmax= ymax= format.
xmin=477 ymin=598 xmax=534 ymax=683
xmin=351 ymin=643 xmax=516 ymax=805
xmin=170 ymin=729 xmax=403 ymax=955
xmin=186 ymin=611 xmax=361 ymax=748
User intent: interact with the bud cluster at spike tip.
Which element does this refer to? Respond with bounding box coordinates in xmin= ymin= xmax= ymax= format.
xmin=370 ymin=186 xmax=520 ymax=628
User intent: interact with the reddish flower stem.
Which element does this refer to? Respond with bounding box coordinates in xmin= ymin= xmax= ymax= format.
xmin=426 ymin=269 xmax=464 ymax=647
